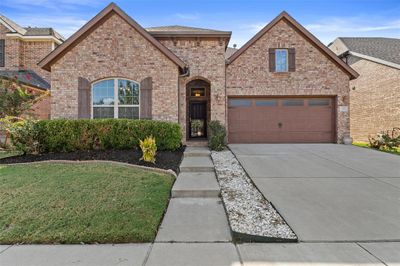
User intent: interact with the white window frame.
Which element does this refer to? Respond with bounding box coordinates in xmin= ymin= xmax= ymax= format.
xmin=275 ymin=49 xmax=289 ymax=72
xmin=91 ymin=78 xmax=140 ymax=119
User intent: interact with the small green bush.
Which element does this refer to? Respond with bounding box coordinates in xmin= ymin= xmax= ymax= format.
xmin=208 ymin=120 xmax=226 ymax=151
xmin=368 ymin=127 xmax=400 ymax=151
xmin=139 ymin=136 xmax=157 ymax=163
xmin=9 ymin=119 xmax=40 ymax=154
xmin=9 ymin=119 xmax=181 ymax=154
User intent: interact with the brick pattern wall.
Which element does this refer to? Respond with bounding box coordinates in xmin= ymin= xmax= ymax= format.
xmin=349 ymin=59 xmax=400 ymax=141
xmin=158 ymin=37 xmax=227 ymax=139
xmin=0 ymin=24 xmax=52 ymax=82
xmin=226 ymin=19 xmax=351 ymax=143
xmin=50 ymin=13 xmax=179 ymax=120
xmin=21 ymin=41 xmax=53 ymax=82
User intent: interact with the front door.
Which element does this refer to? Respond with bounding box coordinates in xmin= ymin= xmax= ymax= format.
xmin=189 ymin=101 xmax=207 ymax=138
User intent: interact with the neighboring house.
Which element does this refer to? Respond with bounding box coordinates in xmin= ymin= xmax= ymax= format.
xmin=39 ymin=3 xmax=358 ymax=144
xmin=0 ymin=14 xmax=64 ymax=119
xmin=329 ymin=37 xmax=400 ymax=142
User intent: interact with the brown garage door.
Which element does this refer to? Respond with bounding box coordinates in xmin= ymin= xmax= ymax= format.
xmin=228 ymin=97 xmax=335 ymax=143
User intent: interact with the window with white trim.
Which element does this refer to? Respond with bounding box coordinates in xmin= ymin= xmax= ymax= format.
xmin=275 ymin=49 xmax=288 ymax=72
xmin=92 ymin=78 xmax=139 ymax=119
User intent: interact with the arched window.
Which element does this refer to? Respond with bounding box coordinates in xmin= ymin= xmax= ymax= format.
xmin=92 ymin=78 xmax=139 ymax=119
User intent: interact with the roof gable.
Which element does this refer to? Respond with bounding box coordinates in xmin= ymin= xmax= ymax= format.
xmin=39 ymin=3 xmax=186 ymax=71
xmin=337 ymin=37 xmax=400 ymax=69
xmin=0 ymin=14 xmax=26 ymax=34
xmin=227 ymin=11 xmax=358 ymax=80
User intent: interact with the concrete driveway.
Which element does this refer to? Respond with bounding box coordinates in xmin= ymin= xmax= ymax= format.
xmin=230 ymin=144 xmax=400 ymax=242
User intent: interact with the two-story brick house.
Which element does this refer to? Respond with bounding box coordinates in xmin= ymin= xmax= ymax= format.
xmin=0 ymin=14 xmax=64 ymax=119
xmin=329 ymin=37 xmax=400 ymax=142
xmin=39 ymin=3 xmax=358 ymax=143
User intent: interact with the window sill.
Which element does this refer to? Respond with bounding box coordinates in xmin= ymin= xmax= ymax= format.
xmin=271 ymin=72 xmax=291 ymax=77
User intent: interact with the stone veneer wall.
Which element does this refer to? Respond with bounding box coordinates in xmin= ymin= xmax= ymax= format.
xmin=226 ymin=19 xmax=351 ymax=143
xmin=158 ymin=37 xmax=227 ymax=140
xmin=50 ymin=13 xmax=179 ymax=120
xmin=349 ymin=59 xmax=400 ymax=142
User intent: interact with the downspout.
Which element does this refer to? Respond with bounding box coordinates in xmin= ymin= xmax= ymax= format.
xmin=179 ymin=66 xmax=190 ymax=77
xmin=178 ymin=66 xmax=190 ymax=137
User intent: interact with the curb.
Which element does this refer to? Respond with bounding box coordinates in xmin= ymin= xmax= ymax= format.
xmin=2 ymin=160 xmax=177 ymax=178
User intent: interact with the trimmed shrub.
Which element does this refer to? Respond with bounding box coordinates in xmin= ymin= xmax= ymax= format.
xmin=208 ymin=120 xmax=226 ymax=151
xmin=16 ymin=119 xmax=181 ymax=154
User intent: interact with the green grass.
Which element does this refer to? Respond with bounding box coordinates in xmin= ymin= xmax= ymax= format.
xmin=0 ymin=163 xmax=175 ymax=244
xmin=353 ymin=141 xmax=400 ymax=155
xmin=0 ymin=150 xmax=21 ymax=159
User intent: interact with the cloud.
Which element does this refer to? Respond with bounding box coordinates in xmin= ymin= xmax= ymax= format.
xmin=17 ymin=15 xmax=87 ymax=38
xmin=174 ymin=13 xmax=200 ymax=20
xmin=306 ymin=17 xmax=400 ymax=33
xmin=305 ymin=16 xmax=400 ymax=44
xmin=240 ymin=22 xmax=266 ymax=33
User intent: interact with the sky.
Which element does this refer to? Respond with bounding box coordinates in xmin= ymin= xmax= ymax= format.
xmin=1 ymin=0 xmax=400 ymax=47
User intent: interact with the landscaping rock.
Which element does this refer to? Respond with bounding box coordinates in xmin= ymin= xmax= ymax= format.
xmin=211 ymin=150 xmax=297 ymax=241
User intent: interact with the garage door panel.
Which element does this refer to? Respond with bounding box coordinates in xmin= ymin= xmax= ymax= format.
xmin=228 ymin=97 xmax=334 ymax=143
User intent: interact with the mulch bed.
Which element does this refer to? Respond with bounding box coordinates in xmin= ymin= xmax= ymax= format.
xmin=0 ymin=147 xmax=185 ymax=173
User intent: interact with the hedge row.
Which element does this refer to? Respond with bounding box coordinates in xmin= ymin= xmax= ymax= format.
xmin=14 ymin=119 xmax=182 ymax=153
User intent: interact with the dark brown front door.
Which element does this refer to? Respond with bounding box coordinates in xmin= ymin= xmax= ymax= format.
xmin=228 ymin=97 xmax=335 ymax=143
xmin=189 ymin=101 xmax=207 ymax=138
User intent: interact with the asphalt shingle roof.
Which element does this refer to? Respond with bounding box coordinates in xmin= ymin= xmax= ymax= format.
xmin=146 ymin=25 xmax=230 ymax=34
xmin=339 ymin=37 xmax=400 ymax=65
xmin=24 ymin=27 xmax=65 ymax=41
xmin=225 ymin=47 xmax=238 ymax=59
xmin=0 ymin=70 xmax=50 ymax=90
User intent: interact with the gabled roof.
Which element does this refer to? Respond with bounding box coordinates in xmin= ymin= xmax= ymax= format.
xmin=0 ymin=14 xmax=64 ymax=42
xmin=24 ymin=27 xmax=65 ymax=41
xmin=0 ymin=14 xmax=26 ymax=34
xmin=39 ymin=3 xmax=187 ymax=71
xmin=335 ymin=37 xmax=400 ymax=69
xmin=146 ymin=25 xmax=231 ymax=37
xmin=0 ymin=70 xmax=50 ymax=90
xmin=227 ymin=11 xmax=359 ymax=80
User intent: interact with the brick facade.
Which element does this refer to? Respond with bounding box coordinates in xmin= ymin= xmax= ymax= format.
xmin=0 ymin=24 xmax=53 ymax=82
xmin=226 ymin=20 xmax=351 ymax=143
xmin=348 ymin=59 xmax=400 ymax=141
xmin=158 ymin=38 xmax=227 ymax=139
xmin=1 ymin=23 xmax=52 ymax=119
xmin=42 ymin=6 xmax=354 ymax=144
xmin=50 ymin=13 xmax=179 ymax=120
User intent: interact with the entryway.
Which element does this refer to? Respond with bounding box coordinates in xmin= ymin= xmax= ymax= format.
xmin=186 ymin=79 xmax=210 ymax=140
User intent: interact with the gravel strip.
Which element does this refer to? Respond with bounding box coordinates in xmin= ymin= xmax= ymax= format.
xmin=211 ymin=150 xmax=296 ymax=240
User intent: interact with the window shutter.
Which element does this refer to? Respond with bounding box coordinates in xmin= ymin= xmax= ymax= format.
xmin=78 ymin=77 xmax=91 ymax=119
xmin=269 ymin=48 xmax=276 ymax=72
xmin=288 ymin=48 xmax=296 ymax=72
xmin=0 ymin=39 xmax=5 ymax=67
xmin=140 ymin=77 xmax=152 ymax=119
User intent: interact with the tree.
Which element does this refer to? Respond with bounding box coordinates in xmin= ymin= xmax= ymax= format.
xmin=0 ymin=78 xmax=46 ymax=118
xmin=0 ymin=78 xmax=47 ymax=148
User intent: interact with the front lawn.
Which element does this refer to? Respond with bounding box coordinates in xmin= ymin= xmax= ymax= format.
xmin=353 ymin=142 xmax=400 ymax=155
xmin=0 ymin=162 xmax=175 ymax=244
